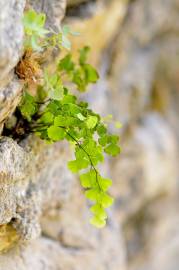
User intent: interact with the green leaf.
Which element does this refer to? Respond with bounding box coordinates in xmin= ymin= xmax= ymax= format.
xmin=85 ymin=189 xmax=99 ymax=201
xmin=23 ymin=9 xmax=49 ymax=50
xmin=81 ymin=139 xmax=104 ymax=165
xmin=84 ymin=64 xmax=99 ymax=83
xmin=100 ymin=193 xmax=114 ymax=208
xmin=78 ymin=101 xmax=88 ymax=108
xmin=90 ymin=204 xmax=107 ymax=220
xmin=107 ymin=135 xmax=119 ymax=144
xmin=39 ymin=112 xmax=54 ymax=124
xmin=62 ymin=94 xmax=76 ymax=104
xmin=44 ymin=72 xmax=64 ymax=100
xmin=90 ymin=215 xmax=106 ymax=228
xmin=47 ymin=126 xmax=65 ymax=141
xmin=86 ymin=116 xmax=98 ymax=129
xmin=65 ymin=103 xmax=81 ymax=114
xmin=79 ymin=46 xmax=90 ymax=65
xmin=54 ymin=115 xmax=79 ymax=127
xmin=98 ymin=135 xmax=108 ymax=146
xmin=80 ymin=170 xmax=96 ymax=188
xmin=46 ymin=100 xmax=60 ymax=114
xmin=98 ymin=177 xmax=112 ymax=192
xmin=77 ymin=113 xmax=86 ymax=121
xmin=49 ymin=85 xmax=64 ymax=100
xmin=54 ymin=115 xmax=67 ymax=126
xmin=68 ymin=158 xmax=89 ymax=173
xmin=104 ymin=143 xmax=120 ymax=156
xmin=97 ymin=124 xmax=107 ymax=136
xmin=19 ymin=92 xmax=37 ymax=121
xmin=58 ymin=54 xmax=74 ymax=72
xmin=36 ymin=86 xmax=47 ymax=102
xmin=72 ymin=68 xmax=86 ymax=92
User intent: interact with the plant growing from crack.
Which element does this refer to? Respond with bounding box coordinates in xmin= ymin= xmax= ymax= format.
xmin=6 ymin=9 xmax=121 ymax=228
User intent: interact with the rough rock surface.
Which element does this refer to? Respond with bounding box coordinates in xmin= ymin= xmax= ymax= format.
xmin=0 ymin=0 xmax=25 ymax=81
xmin=0 ymin=0 xmax=25 ymax=130
xmin=0 ymin=0 xmax=179 ymax=269
xmin=0 ymin=137 xmax=30 ymax=224
xmin=111 ymin=114 xmax=178 ymax=221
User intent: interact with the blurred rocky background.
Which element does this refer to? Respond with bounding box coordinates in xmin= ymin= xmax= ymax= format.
xmin=0 ymin=0 xmax=179 ymax=269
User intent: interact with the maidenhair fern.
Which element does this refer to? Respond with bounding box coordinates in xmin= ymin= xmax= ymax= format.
xmin=13 ymin=10 xmax=121 ymax=228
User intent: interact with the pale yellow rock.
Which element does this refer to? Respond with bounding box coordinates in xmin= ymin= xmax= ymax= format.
xmin=66 ymin=0 xmax=128 ymax=65
xmin=0 ymin=224 xmax=19 ymax=253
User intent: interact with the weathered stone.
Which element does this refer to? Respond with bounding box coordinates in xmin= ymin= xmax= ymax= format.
xmin=66 ymin=0 xmax=128 ymax=65
xmin=0 ymin=0 xmax=25 ymax=81
xmin=0 ymin=0 xmax=25 ymax=131
xmin=0 ymin=224 xmax=19 ymax=253
xmin=126 ymin=196 xmax=179 ymax=270
xmin=0 ymin=137 xmax=30 ymax=224
xmin=108 ymin=0 xmax=179 ymax=126
xmin=111 ymin=114 xmax=178 ymax=222
xmin=0 ymin=228 xmax=126 ymax=270
xmin=0 ymin=78 xmax=23 ymax=129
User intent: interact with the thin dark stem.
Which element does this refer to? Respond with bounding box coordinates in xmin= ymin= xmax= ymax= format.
xmin=65 ymin=130 xmax=101 ymax=191
xmin=28 ymin=121 xmax=102 ymax=190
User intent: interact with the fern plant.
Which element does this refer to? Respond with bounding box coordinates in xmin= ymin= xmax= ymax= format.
xmin=12 ymin=10 xmax=121 ymax=228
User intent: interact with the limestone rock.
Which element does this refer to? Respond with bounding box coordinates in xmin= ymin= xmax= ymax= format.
xmin=0 ymin=78 xmax=23 ymax=129
xmin=0 ymin=224 xmax=19 ymax=253
xmin=0 ymin=228 xmax=126 ymax=270
xmin=0 ymin=137 xmax=30 ymax=224
xmin=126 ymin=196 xmax=179 ymax=270
xmin=0 ymin=0 xmax=25 ymax=81
xmin=65 ymin=0 xmax=128 ymax=66
xmin=108 ymin=0 xmax=179 ymax=126
xmin=111 ymin=114 xmax=178 ymax=222
xmin=0 ymin=0 xmax=25 ymax=131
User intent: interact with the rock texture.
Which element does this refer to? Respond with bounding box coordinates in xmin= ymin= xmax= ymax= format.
xmin=0 ymin=0 xmax=25 ymax=81
xmin=0 ymin=0 xmax=25 ymax=129
xmin=0 ymin=0 xmax=179 ymax=270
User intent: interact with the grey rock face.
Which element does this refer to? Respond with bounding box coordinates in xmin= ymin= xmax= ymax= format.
xmin=0 ymin=137 xmax=30 ymax=224
xmin=0 ymin=233 xmax=126 ymax=270
xmin=0 ymin=79 xmax=22 ymax=127
xmin=0 ymin=0 xmax=25 ymax=81
xmin=0 ymin=0 xmax=25 ymax=130
xmin=0 ymin=137 xmax=41 ymax=241
xmin=109 ymin=0 xmax=179 ymax=127
xmin=111 ymin=114 xmax=178 ymax=221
